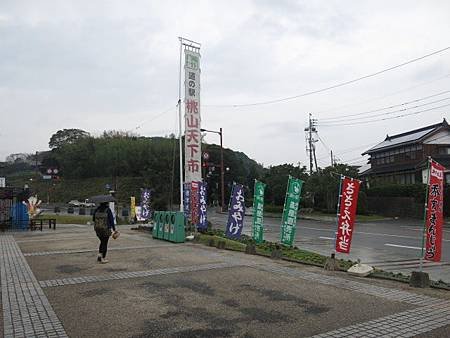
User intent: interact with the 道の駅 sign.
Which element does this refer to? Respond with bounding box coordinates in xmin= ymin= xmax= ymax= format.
xmin=184 ymin=48 xmax=202 ymax=184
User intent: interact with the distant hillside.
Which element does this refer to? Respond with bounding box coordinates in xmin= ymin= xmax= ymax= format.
xmin=1 ymin=135 xmax=264 ymax=208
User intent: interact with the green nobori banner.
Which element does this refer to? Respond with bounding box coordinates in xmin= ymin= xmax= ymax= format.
xmin=280 ymin=176 xmax=303 ymax=246
xmin=252 ymin=180 xmax=266 ymax=243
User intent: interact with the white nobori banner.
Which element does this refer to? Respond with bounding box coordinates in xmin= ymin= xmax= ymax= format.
xmin=184 ymin=48 xmax=202 ymax=183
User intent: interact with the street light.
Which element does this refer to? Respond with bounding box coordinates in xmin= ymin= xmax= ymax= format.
xmin=200 ymin=127 xmax=225 ymax=212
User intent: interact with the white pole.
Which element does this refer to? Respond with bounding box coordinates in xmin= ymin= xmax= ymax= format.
xmin=178 ymin=37 xmax=184 ymax=212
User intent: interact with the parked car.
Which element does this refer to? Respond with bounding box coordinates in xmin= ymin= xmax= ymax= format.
xmin=67 ymin=200 xmax=81 ymax=207
xmin=80 ymin=199 xmax=96 ymax=208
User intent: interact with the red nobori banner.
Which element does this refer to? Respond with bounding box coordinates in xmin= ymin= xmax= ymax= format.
xmin=425 ymin=160 xmax=445 ymax=262
xmin=335 ymin=177 xmax=361 ymax=254
xmin=191 ymin=181 xmax=200 ymax=226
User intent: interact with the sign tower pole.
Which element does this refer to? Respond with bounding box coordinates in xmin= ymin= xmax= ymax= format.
xmin=178 ymin=37 xmax=184 ymax=212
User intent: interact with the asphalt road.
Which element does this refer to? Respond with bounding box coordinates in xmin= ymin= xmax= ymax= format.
xmin=208 ymin=211 xmax=450 ymax=282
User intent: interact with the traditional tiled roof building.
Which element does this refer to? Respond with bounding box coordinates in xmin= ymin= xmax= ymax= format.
xmin=360 ymin=119 xmax=450 ymax=186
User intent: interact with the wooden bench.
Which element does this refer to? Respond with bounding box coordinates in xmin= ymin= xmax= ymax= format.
xmin=30 ymin=218 xmax=57 ymax=231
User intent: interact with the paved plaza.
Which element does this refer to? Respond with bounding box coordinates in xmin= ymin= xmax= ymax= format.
xmin=1 ymin=224 xmax=450 ymax=337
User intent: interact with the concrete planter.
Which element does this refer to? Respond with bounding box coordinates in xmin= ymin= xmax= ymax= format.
xmin=245 ymin=243 xmax=256 ymax=254
xmin=410 ymin=271 xmax=430 ymax=288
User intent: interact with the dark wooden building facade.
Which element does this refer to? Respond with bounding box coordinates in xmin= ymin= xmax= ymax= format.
xmin=360 ymin=119 xmax=450 ymax=186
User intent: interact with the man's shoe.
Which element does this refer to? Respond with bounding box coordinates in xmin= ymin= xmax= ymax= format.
xmin=97 ymin=254 xmax=102 ymax=263
xmin=100 ymin=258 xmax=109 ymax=264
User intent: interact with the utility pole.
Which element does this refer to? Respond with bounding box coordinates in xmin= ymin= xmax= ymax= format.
xmin=219 ymin=127 xmax=225 ymax=213
xmin=309 ymin=114 xmax=313 ymax=175
xmin=330 ymin=150 xmax=334 ymax=166
xmin=304 ymin=113 xmax=318 ymax=174
xmin=200 ymin=127 xmax=225 ymax=212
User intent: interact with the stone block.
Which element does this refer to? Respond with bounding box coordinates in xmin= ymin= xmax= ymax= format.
xmin=216 ymin=240 xmax=226 ymax=249
xmin=271 ymin=249 xmax=283 ymax=259
xmin=409 ymin=271 xmax=430 ymax=288
xmin=245 ymin=243 xmax=256 ymax=254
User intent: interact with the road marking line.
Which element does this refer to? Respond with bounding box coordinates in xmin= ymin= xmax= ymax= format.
xmin=401 ymin=226 xmax=450 ymax=234
xmin=301 ymin=226 xmax=450 ymax=242
xmin=319 ymin=236 xmax=335 ymax=240
xmin=371 ymin=260 xmax=447 ymax=267
xmin=400 ymin=226 xmax=422 ymax=230
xmin=385 ymin=243 xmax=421 ymax=250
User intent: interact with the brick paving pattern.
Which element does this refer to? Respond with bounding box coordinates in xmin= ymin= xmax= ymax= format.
xmin=251 ymin=263 xmax=450 ymax=337
xmin=255 ymin=263 xmax=443 ymax=306
xmin=2 ymin=232 xmax=450 ymax=338
xmin=0 ymin=235 xmax=68 ymax=338
xmin=23 ymin=244 xmax=172 ymax=257
xmin=309 ymin=301 xmax=450 ymax=338
xmin=40 ymin=261 xmax=243 ymax=288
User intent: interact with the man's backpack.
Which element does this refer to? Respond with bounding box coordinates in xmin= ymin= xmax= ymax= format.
xmin=94 ymin=211 xmax=111 ymax=237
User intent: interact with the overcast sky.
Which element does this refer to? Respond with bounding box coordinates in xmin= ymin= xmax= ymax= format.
xmin=1 ymin=0 xmax=449 ymax=169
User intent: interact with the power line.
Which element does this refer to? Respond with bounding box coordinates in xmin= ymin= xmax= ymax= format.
xmin=342 ymin=155 xmax=368 ymax=164
xmin=317 ymin=134 xmax=331 ymax=152
xmin=205 ymin=46 xmax=450 ymax=108
xmin=319 ymin=102 xmax=450 ymax=127
xmin=316 ymin=141 xmax=379 ymax=161
xmin=127 ymin=105 xmax=177 ymax=133
xmin=319 ymin=90 xmax=450 ymax=121
xmin=319 ymin=96 xmax=450 ymax=124
xmin=316 ymin=73 xmax=450 ymax=115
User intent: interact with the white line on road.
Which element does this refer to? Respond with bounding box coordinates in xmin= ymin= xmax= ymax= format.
xmin=400 ymin=226 xmax=450 ymax=234
xmin=385 ymin=243 xmax=421 ymax=250
xmin=400 ymin=226 xmax=422 ymax=231
xmin=301 ymin=226 xmax=450 ymax=242
xmin=319 ymin=236 xmax=335 ymax=240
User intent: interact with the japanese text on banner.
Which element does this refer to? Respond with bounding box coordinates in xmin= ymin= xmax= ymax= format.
xmin=191 ymin=181 xmax=200 ymax=226
xmin=335 ymin=177 xmax=360 ymax=254
xmin=198 ymin=181 xmax=208 ymax=231
xmin=183 ymin=183 xmax=191 ymax=221
xmin=280 ymin=177 xmax=303 ymax=246
xmin=184 ymin=49 xmax=202 ymax=183
xmin=425 ymin=160 xmax=445 ymax=262
xmin=226 ymin=184 xmax=245 ymax=239
xmin=252 ymin=180 xmax=266 ymax=243
xmin=140 ymin=189 xmax=152 ymax=220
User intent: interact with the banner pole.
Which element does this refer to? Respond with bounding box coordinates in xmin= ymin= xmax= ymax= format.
xmin=334 ymin=175 xmax=344 ymax=256
xmin=420 ymin=157 xmax=431 ymax=272
xmin=252 ymin=179 xmax=256 ymax=241
xmin=178 ymin=37 xmax=184 ymax=212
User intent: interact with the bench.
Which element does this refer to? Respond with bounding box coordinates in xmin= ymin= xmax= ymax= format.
xmin=30 ymin=218 xmax=57 ymax=231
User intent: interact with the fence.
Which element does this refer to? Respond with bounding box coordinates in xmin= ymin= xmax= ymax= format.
xmin=367 ymin=194 xmax=449 ymax=219
xmin=0 ymin=187 xmax=30 ymax=231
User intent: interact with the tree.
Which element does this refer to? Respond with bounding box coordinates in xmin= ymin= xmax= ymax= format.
xmin=5 ymin=153 xmax=32 ymax=163
xmin=262 ymin=163 xmax=309 ymax=206
xmin=49 ymin=129 xmax=90 ymax=149
xmin=304 ymin=164 xmax=359 ymax=212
